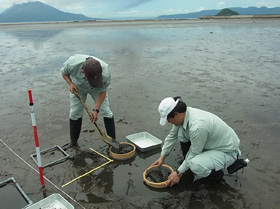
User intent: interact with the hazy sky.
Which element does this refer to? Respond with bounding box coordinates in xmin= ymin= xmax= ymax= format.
xmin=1 ymin=0 xmax=280 ymax=18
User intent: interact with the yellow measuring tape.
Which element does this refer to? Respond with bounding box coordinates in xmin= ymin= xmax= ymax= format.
xmin=62 ymin=148 xmax=113 ymax=187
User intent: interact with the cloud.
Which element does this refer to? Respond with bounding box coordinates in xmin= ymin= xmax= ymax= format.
xmin=194 ymin=6 xmax=205 ymax=12
xmin=255 ymin=1 xmax=267 ymax=7
xmin=217 ymin=1 xmax=225 ymax=8
xmin=119 ymin=0 xmax=154 ymax=10
xmin=95 ymin=0 xmax=154 ymax=11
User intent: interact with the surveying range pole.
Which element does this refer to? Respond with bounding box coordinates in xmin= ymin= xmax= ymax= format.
xmin=28 ymin=89 xmax=45 ymax=186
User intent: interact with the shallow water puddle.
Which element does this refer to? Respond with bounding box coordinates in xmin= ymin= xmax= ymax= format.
xmin=0 ymin=183 xmax=29 ymax=209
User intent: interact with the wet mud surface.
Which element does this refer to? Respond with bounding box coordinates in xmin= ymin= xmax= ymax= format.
xmin=72 ymin=151 xmax=105 ymax=167
xmin=0 ymin=19 xmax=280 ymax=209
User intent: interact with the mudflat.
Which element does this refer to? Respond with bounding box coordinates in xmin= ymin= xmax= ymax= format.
xmin=0 ymin=19 xmax=279 ymax=208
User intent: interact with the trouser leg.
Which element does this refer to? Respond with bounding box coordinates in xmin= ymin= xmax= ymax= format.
xmin=69 ymin=90 xmax=86 ymax=120
xmin=189 ymin=150 xmax=237 ymax=180
xmin=62 ymin=118 xmax=82 ymax=150
xmin=180 ymin=141 xmax=191 ymax=159
xmin=103 ymin=117 xmax=116 ymax=139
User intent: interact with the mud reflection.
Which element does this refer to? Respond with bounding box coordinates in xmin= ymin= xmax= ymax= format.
xmin=76 ymin=192 xmax=110 ymax=203
xmin=3 ymin=29 xmax=62 ymax=50
xmin=5 ymin=29 xmax=62 ymax=43
xmin=151 ymin=176 xmax=247 ymax=209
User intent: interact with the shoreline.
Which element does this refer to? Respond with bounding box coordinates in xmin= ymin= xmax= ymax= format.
xmin=200 ymin=14 xmax=280 ymax=19
xmin=0 ymin=14 xmax=280 ymax=27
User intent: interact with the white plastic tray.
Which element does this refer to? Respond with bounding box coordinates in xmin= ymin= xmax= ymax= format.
xmin=126 ymin=132 xmax=162 ymax=152
xmin=26 ymin=193 xmax=74 ymax=209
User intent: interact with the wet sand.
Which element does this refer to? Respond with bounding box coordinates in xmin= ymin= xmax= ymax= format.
xmin=0 ymin=19 xmax=280 ymax=208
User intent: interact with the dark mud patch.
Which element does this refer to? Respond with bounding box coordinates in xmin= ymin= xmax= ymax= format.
xmin=146 ymin=166 xmax=171 ymax=183
xmin=111 ymin=144 xmax=133 ymax=154
xmin=73 ymin=151 xmax=105 ymax=167
xmin=76 ymin=192 xmax=110 ymax=203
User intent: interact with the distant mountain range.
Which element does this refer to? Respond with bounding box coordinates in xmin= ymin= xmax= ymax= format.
xmin=0 ymin=1 xmax=280 ymax=23
xmin=157 ymin=6 xmax=280 ymax=19
xmin=0 ymin=1 xmax=105 ymax=23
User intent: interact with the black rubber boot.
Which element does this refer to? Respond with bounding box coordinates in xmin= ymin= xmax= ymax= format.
xmin=227 ymin=159 xmax=248 ymax=174
xmin=180 ymin=141 xmax=191 ymax=159
xmin=207 ymin=169 xmax=224 ymax=181
xmin=103 ymin=117 xmax=116 ymax=139
xmin=62 ymin=118 xmax=82 ymax=150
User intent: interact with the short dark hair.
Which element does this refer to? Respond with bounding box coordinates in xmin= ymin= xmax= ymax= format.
xmin=167 ymin=96 xmax=187 ymax=118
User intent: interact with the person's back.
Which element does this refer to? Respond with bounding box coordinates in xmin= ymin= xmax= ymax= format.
xmin=188 ymin=107 xmax=240 ymax=152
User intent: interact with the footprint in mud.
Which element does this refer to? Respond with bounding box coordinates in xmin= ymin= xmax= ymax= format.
xmin=116 ymin=118 xmax=128 ymax=124
xmin=76 ymin=193 xmax=110 ymax=203
xmin=73 ymin=151 xmax=103 ymax=167
xmin=82 ymin=129 xmax=95 ymax=133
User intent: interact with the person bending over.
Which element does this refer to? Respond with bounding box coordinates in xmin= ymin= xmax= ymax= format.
xmin=61 ymin=54 xmax=116 ymax=150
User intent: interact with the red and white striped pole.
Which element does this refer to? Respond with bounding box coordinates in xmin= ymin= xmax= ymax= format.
xmin=28 ymin=89 xmax=45 ymax=186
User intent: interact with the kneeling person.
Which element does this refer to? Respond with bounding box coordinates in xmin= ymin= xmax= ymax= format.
xmin=152 ymin=97 xmax=241 ymax=186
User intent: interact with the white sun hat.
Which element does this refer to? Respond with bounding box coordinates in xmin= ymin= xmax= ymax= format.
xmin=158 ymin=97 xmax=179 ymax=126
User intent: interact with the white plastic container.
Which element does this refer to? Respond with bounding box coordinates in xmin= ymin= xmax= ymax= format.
xmin=126 ymin=132 xmax=162 ymax=152
xmin=26 ymin=193 xmax=74 ymax=209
